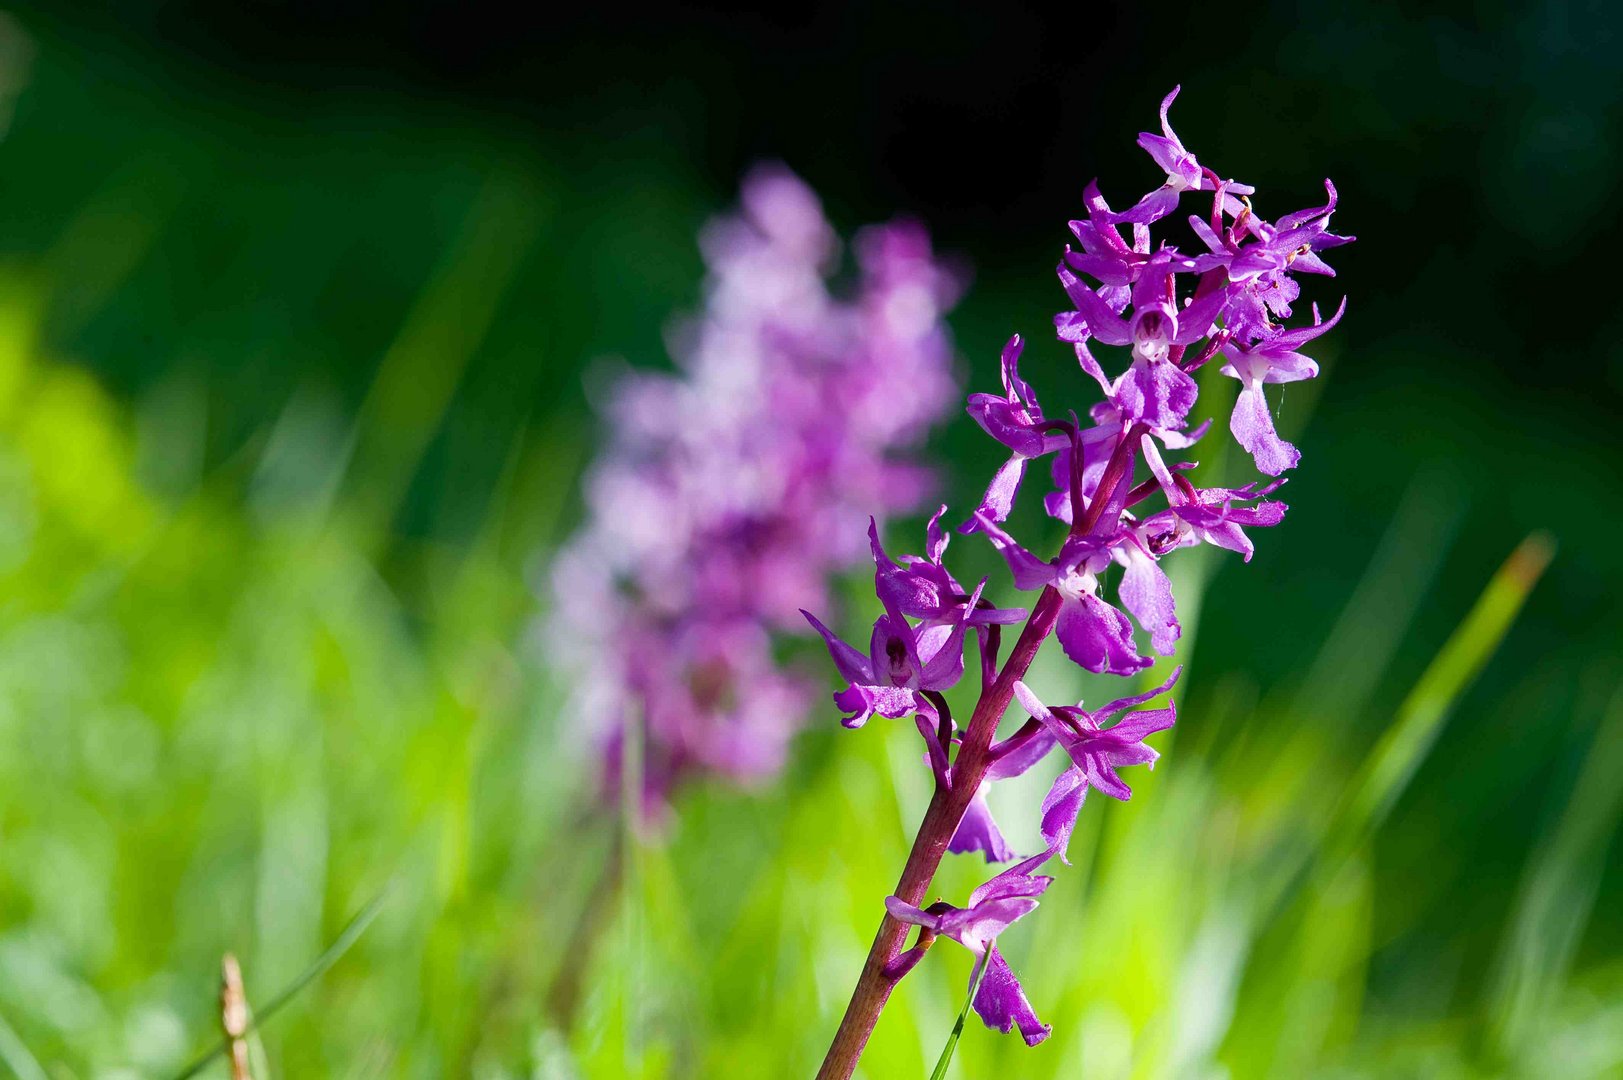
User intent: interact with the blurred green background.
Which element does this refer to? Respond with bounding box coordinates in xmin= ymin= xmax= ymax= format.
xmin=0 ymin=3 xmax=1619 ymax=1077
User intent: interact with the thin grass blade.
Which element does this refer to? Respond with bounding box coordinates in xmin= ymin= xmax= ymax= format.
xmin=928 ymin=949 xmax=991 ymax=1080
xmin=0 ymin=1009 xmax=47 ymax=1080
xmin=1490 ymin=683 xmax=1623 ymax=1055
xmin=1331 ymin=531 xmax=1555 ymax=861
xmin=171 ymin=886 xmax=392 ymax=1080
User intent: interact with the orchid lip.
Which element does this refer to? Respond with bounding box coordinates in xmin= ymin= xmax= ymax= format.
xmin=1130 ymin=306 xmax=1177 ymax=361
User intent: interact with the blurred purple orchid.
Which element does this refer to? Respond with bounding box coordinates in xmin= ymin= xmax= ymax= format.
xmin=549 ymin=165 xmax=962 ymax=822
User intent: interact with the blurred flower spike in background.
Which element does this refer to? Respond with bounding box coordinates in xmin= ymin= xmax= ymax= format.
xmin=548 ymin=164 xmax=963 ymax=823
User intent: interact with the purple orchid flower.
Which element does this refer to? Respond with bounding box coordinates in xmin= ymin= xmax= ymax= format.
xmin=886 ymin=864 xmax=1055 ymax=1046
xmin=963 ymin=335 xmax=1072 ymax=528
xmin=1191 ymin=180 xmax=1353 ymax=342
xmin=870 ymin=512 xmax=1026 ymax=628
xmin=801 ymin=602 xmax=973 ymax=728
xmin=1116 ymin=85 xmax=1255 ymax=226
xmin=806 ymin=88 xmax=1352 ymax=1066
xmin=973 ymin=513 xmax=1152 ymax=675
xmin=1055 ymin=192 xmax=1155 ymax=327
xmin=1060 ymin=181 xmax=1150 ymax=307
xmin=1063 ymin=254 xmax=1230 ymax=431
xmin=1026 ymin=438 xmax=1185 ymax=657
xmin=1113 ymin=529 xmax=1182 ymax=656
xmin=1140 ymin=436 xmax=1289 ymax=561
xmin=552 ymin=166 xmax=965 ymax=823
xmin=1219 ymin=300 xmax=1345 ymax=475
xmin=948 ymin=724 xmax=1058 ymax=862
xmin=1013 ymin=668 xmax=1180 ymax=801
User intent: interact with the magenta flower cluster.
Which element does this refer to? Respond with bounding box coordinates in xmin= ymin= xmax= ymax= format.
xmin=807 ymin=88 xmax=1351 ymax=1048
xmin=549 ymin=165 xmax=962 ymax=821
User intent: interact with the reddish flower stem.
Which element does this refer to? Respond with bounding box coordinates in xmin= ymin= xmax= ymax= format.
xmin=1075 ymin=423 xmax=1144 ymax=538
xmin=815 ymin=426 xmax=1140 ymax=1078
xmin=813 ymin=584 xmax=1063 ymax=1080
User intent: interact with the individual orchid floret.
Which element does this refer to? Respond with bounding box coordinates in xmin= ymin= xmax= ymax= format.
xmin=885 ymin=865 xmax=1054 ymax=1045
xmin=1117 ymin=85 xmax=1254 ymax=225
xmin=1191 ymin=180 xmax=1354 ymax=342
xmin=974 ymin=512 xmax=1152 ymax=675
xmin=1071 ymin=251 xmax=1221 ymax=363
xmin=1063 ymin=183 xmax=1147 ymax=284
xmin=1261 ymin=184 xmax=1354 ymax=274
xmin=1223 ymin=183 xmax=1351 ymax=285
xmin=1013 ymin=667 xmax=1180 ymax=801
xmin=1140 ymin=438 xmax=1289 ymax=561
xmin=1137 ymin=482 xmax=1289 ymax=563
xmin=869 ymin=513 xmax=1025 ymax=628
xmin=1063 ymin=253 xmax=1229 ymax=431
xmin=801 ymin=606 xmax=970 ymax=728
xmin=883 ymin=872 xmax=1047 ymax=961
xmin=963 ymin=336 xmax=1071 ymax=527
xmin=1219 ymin=300 xmax=1345 ymax=475
xmin=1055 ymin=187 xmax=1152 ymax=328
xmin=1112 ymin=530 xmax=1182 ymax=655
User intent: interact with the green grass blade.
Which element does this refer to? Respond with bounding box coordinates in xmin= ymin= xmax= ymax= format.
xmin=0 ymin=1009 xmax=48 ymax=1080
xmin=1294 ymin=466 xmax=1465 ymax=720
xmin=1490 ymin=683 xmax=1623 ymax=1055
xmin=343 ymin=172 xmax=547 ymax=533
xmin=928 ymin=949 xmax=990 ymax=1080
xmin=1336 ymin=531 xmax=1555 ymax=848
xmin=170 ymin=886 xmax=392 ymax=1080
